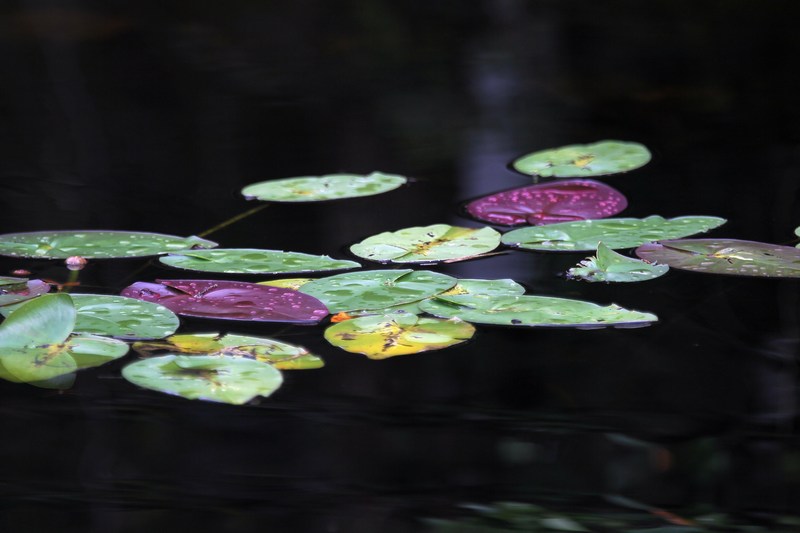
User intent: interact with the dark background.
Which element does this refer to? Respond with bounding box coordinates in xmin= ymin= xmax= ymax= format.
xmin=1 ymin=1 xmax=800 ymax=531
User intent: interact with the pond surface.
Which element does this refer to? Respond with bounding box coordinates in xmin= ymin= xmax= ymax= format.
xmin=2 ymin=2 xmax=800 ymax=531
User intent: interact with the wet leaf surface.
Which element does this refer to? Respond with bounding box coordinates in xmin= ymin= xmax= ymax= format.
xmin=635 ymin=238 xmax=800 ymax=277
xmin=241 ymin=172 xmax=407 ymax=202
xmin=160 ymin=248 xmax=360 ymax=274
xmin=501 ymin=215 xmax=726 ymax=251
xmin=121 ymin=279 xmax=329 ymax=323
xmin=350 ymin=224 xmax=500 ymax=264
xmin=465 ymin=179 xmax=628 ymax=226
xmin=568 ymin=241 xmax=669 ymax=282
xmin=0 ymin=278 xmax=50 ymax=307
xmin=258 ymin=278 xmax=314 ymax=290
xmin=512 ymin=140 xmax=651 ymax=178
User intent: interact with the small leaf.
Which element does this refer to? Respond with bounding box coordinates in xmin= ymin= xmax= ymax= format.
xmin=66 ymin=334 xmax=130 ymax=368
xmin=568 ymin=242 xmax=669 ymax=282
xmin=242 ymin=172 xmax=407 ymax=202
xmin=160 ymin=248 xmax=360 ymax=274
xmin=258 ymin=278 xmax=314 ymax=290
xmin=512 ymin=140 xmax=651 ymax=178
xmin=0 ymin=279 xmax=50 ymax=307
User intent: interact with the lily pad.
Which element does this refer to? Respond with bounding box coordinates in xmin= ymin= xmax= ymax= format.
xmin=501 ymin=215 xmax=726 ymax=252
xmin=132 ymin=332 xmax=324 ymax=370
xmin=160 ymin=248 xmax=360 ymax=274
xmin=512 ymin=140 xmax=651 ymax=178
xmin=419 ymin=294 xmax=657 ymax=328
xmin=121 ymin=279 xmax=329 ymax=324
xmin=0 ymin=230 xmax=217 ymax=259
xmin=350 ymin=224 xmax=501 ymax=264
xmin=325 ymin=312 xmax=475 ymax=359
xmin=241 ymin=172 xmax=407 ymax=202
xmin=122 ymin=355 xmax=283 ymax=405
xmin=465 ymin=179 xmax=628 ymax=226
xmin=567 ymin=242 xmax=669 ymax=282
xmin=635 ymin=239 xmax=800 ymax=278
xmin=298 ymin=269 xmax=456 ymax=314
xmin=258 ymin=278 xmax=314 ymax=290
xmin=0 ymin=278 xmax=50 ymax=307
xmin=0 ymin=276 xmax=29 ymax=290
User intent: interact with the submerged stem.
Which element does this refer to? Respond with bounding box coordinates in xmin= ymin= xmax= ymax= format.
xmin=197 ymin=204 xmax=269 ymax=238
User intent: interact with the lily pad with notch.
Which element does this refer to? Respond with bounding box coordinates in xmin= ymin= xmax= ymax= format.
xmin=512 ymin=140 xmax=651 ymax=178
xmin=160 ymin=248 xmax=360 ymax=274
xmin=568 ymin=242 xmax=669 ymax=282
xmin=242 ymin=172 xmax=407 ymax=202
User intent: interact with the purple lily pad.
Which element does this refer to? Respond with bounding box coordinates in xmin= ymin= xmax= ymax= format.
xmin=0 ymin=279 xmax=50 ymax=307
xmin=120 ymin=279 xmax=329 ymax=324
xmin=464 ymin=179 xmax=627 ymax=226
xmin=635 ymin=239 xmax=800 ymax=278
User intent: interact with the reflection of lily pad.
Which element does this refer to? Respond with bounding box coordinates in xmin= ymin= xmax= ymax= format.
xmin=242 ymin=172 xmax=407 ymax=202
xmin=635 ymin=239 xmax=800 ymax=278
xmin=419 ymin=294 xmax=657 ymax=328
xmin=122 ymin=355 xmax=283 ymax=405
xmin=512 ymin=140 xmax=651 ymax=178
xmin=325 ymin=312 xmax=475 ymax=359
xmin=465 ymin=179 xmax=628 ymax=226
xmin=299 ymin=269 xmax=456 ymax=314
xmin=160 ymin=248 xmax=360 ymax=274
xmin=0 ymin=278 xmax=50 ymax=307
xmin=133 ymin=332 xmax=324 ymax=370
xmin=568 ymin=242 xmax=669 ymax=282
xmin=501 ymin=215 xmax=726 ymax=252
xmin=0 ymin=230 xmax=216 ymax=259
xmin=350 ymin=224 xmax=500 ymax=264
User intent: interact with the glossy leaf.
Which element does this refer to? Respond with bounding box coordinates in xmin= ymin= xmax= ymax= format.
xmin=0 ymin=276 xmax=28 ymax=290
xmin=567 ymin=242 xmax=669 ymax=282
xmin=0 ymin=293 xmax=75 ymax=348
xmin=0 ymin=230 xmax=216 ymax=259
xmin=258 ymin=278 xmax=314 ymax=290
xmin=501 ymin=215 xmax=726 ymax=252
xmin=465 ymin=179 xmax=628 ymax=226
xmin=71 ymin=294 xmax=180 ymax=339
xmin=512 ymin=140 xmax=651 ymax=178
xmin=241 ymin=172 xmax=406 ymax=202
xmin=325 ymin=312 xmax=475 ymax=359
xmin=635 ymin=238 xmax=800 ymax=278
xmin=121 ymin=279 xmax=329 ymax=324
xmin=132 ymin=332 xmax=324 ymax=370
xmin=419 ymin=294 xmax=657 ymax=328
xmin=160 ymin=248 xmax=360 ymax=274
xmin=350 ymin=224 xmax=501 ymax=264
xmin=122 ymin=355 xmax=283 ymax=405
xmin=299 ymin=269 xmax=456 ymax=314
xmin=0 ymin=278 xmax=50 ymax=307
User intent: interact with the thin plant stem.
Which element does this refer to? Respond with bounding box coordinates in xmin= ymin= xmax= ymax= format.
xmin=197 ymin=204 xmax=269 ymax=238
xmin=61 ymin=268 xmax=80 ymax=293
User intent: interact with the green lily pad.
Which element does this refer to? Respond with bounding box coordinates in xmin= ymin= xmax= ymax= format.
xmin=501 ymin=215 xmax=726 ymax=252
xmin=325 ymin=312 xmax=475 ymax=359
xmin=635 ymin=238 xmax=800 ymax=278
xmin=419 ymin=294 xmax=657 ymax=328
xmin=350 ymin=224 xmax=501 ymax=264
xmin=241 ymin=172 xmax=407 ymax=202
xmin=299 ymin=269 xmax=456 ymax=314
xmin=0 ymin=230 xmax=217 ymax=259
xmin=132 ymin=332 xmax=324 ymax=370
xmin=159 ymin=248 xmax=360 ymax=274
xmin=258 ymin=278 xmax=314 ymax=290
xmin=0 ymin=276 xmax=29 ymax=290
xmin=0 ymin=278 xmax=50 ymax=307
xmin=567 ymin=242 xmax=669 ymax=282
xmin=795 ymin=226 xmax=800 ymax=247
xmin=122 ymin=355 xmax=283 ymax=405
xmin=512 ymin=140 xmax=651 ymax=178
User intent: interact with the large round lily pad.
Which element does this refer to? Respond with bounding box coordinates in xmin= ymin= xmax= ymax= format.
xmin=121 ymin=279 xmax=329 ymax=324
xmin=350 ymin=224 xmax=501 ymax=264
xmin=298 ymin=269 xmax=456 ymax=314
xmin=325 ymin=312 xmax=475 ymax=359
xmin=160 ymin=248 xmax=360 ymax=274
xmin=567 ymin=242 xmax=669 ymax=282
xmin=465 ymin=179 xmax=628 ymax=226
xmin=0 ymin=230 xmax=217 ymax=259
xmin=512 ymin=140 xmax=651 ymax=178
xmin=419 ymin=294 xmax=657 ymax=328
xmin=635 ymin=238 xmax=800 ymax=278
xmin=122 ymin=355 xmax=283 ymax=405
xmin=501 ymin=215 xmax=726 ymax=252
xmin=241 ymin=172 xmax=407 ymax=202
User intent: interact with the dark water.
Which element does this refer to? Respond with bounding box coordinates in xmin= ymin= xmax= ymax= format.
xmin=2 ymin=2 xmax=800 ymax=531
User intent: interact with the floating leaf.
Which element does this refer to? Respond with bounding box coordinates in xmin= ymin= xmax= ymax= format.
xmin=635 ymin=239 xmax=800 ymax=278
xmin=567 ymin=242 xmax=669 ymax=282
xmin=795 ymin=226 xmax=800 ymax=247
xmin=465 ymin=179 xmax=628 ymax=226
xmin=133 ymin=332 xmax=323 ymax=370
xmin=0 ymin=230 xmax=216 ymax=259
xmin=440 ymin=278 xmax=526 ymax=298
xmin=419 ymin=294 xmax=657 ymax=328
xmin=299 ymin=269 xmax=456 ymax=314
xmin=325 ymin=312 xmax=475 ymax=359
xmin=512 ymin=140 xmax=651 ymax=178
xmin=501 ymin=215 xmax=726 ymax=252
xmin=121 ymin=279 xmax=329 ymax=324
xmin=122 ymin=355 xmax=283 ymax=405
xmin=0 ymin=278 xmax=49 ymax=307
xmin=0 ymin=276 xmax=29 ymax=290
xmin=241 ymin=172 xmax=407 ymax=202
xmin=350 ymin=224 xmax=501 ymax=264
xmin=258 ymin=278 xmax=314 ymax=290
xmin=160 ymin=248 xmax=360 ymax=274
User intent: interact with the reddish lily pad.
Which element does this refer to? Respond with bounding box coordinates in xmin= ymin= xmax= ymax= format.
xmin=635 ymin=239 xmax=800 ymax=278
xmin=120 ymin=279 xmax=329 ymax=324
xmin=465 ymin=179 xmax=628 ymax=226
